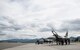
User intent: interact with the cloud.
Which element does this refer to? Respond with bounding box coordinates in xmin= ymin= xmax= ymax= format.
xmin=60 ymin=19 xmax=80 ymax=32
xmin=0 ymin=16 xmax=23 ymax=40
xmin=0 ymin=16 xmax=38 ymax=40
xmin=0 ymin=16 xmax=22 ymax=31
xmin=1 ymin=0 xmax=80 ymax=39
xmin=39 ymin=27 xmax=51 ymax=32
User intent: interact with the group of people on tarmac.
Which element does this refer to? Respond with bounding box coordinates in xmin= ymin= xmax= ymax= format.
xmin=52 ymin=30 xmax=70 ymax=45
xmin=53 ymin=33 xmax=70 ymax=45
xmin=35 ymin=30 xmax=70 ymax=45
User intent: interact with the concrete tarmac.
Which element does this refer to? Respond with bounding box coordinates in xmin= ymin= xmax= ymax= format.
xmin=1 ymin=43 xmax=80 ymax=50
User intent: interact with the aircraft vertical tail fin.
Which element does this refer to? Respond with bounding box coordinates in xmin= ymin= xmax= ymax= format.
xmin=64 ymin=30 xmax=68 ymax=38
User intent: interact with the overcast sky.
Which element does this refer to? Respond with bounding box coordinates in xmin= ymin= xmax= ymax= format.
xmin=0 ymin=0 xmax=80 ymax=40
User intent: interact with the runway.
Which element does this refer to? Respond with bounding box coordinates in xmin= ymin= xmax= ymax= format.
xmin=1 ymin=43 xmax=80 ymax=50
